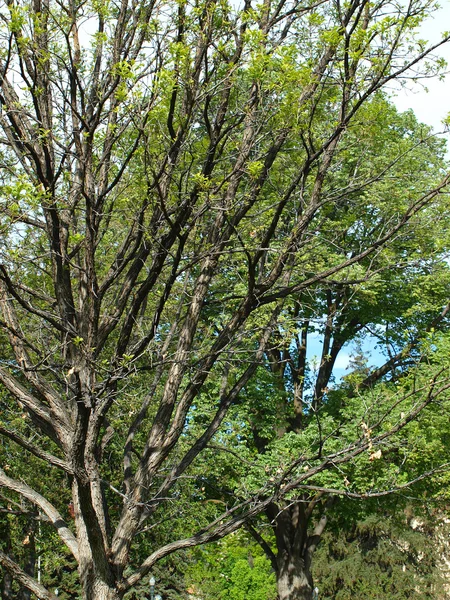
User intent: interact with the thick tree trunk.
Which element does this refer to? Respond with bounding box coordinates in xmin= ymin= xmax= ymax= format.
xmin=266 ymin=501 xmax=326 ymax=600
xmin=80 ymin=578 xmax=121 ymax=600
xmin=73 ymin=482 xmax=122 ymax=600
xmin=277 ymin=552 xmax=313 ymax=600
xmin=77 ymin=542 xmax=122 ymax=600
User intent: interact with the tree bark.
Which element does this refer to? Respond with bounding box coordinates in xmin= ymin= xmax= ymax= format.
xmin=277 ymin=552 xmax=313 ymax=600
xmin=73 ymin=482 xmax=121 ymax=600
xmin=81 ymin=579 xmax=121 ymax=600
xmin=265 ymin=501 xmax=326 ymax=600
xmin=1 ymin=517 xmax=13 ymax=600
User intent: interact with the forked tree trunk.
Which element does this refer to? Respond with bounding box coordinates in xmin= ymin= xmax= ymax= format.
xmin=265 ymin=501 xmax=327 ymax=600
xmin=77 ymin=539 xmax=122 ymax=600
xmin=80 ymin=578 xmax=121 ymax=600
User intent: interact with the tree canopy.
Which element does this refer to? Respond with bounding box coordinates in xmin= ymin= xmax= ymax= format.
xmin=0 ymin=0 xmax=450 ymax=599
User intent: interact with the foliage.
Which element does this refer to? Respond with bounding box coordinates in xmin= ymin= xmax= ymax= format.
xmin=187 ymin=531 xmax=276 ymax=600
xmin=313 ymin=509 xmax=447 ymax=599
xmin=0 ymin=0 xmax=449 ymax=599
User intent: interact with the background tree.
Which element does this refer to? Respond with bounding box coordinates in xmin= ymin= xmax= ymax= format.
xmin=193 ymin=98 xmax=450 ymax=599
xmin=313 ymin=507 xmax=448 ymax=599
xmin=187 ymin=531 xmax=277 ymax=600
xmin=186 ymin=506 xmax=449 ymax=600
xmin=0 ymin=0 xmax=450 ymax=599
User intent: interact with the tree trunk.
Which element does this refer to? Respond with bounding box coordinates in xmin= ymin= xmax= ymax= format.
xmin=277 ymin=551 xmax=313 ymax=600
xmin=266 ymin=501 xmax=326 ymax=600
xmin=73 ymin=482 xmax=122 ymax=600
xmin=77 ymin=544 xmax=122 ymax=600
xmin=76 ymin=532 xmax=122 ymax=600
xmin=81 ymin=578 xmax=121 ymax=600
xmin=77 ymin=539 xmax=122 ymax=600
xmin=0 ymin=573 xmax=13 ymax=600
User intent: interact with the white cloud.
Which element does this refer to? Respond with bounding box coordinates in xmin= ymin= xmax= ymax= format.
xmin=333 ymin=353 xmax=351 ymax=371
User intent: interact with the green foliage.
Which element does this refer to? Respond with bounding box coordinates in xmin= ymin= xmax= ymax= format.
xmin=0 ymin=0 xmax=450 ymax=597
xmin=187 ymin=532 xmax=276 ymax=600
xmin=314 ymin=510 xmax=447 ymax=599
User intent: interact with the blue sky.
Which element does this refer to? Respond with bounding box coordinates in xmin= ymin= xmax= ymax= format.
xmin=306 ymin=333 xmax=387 ymax=383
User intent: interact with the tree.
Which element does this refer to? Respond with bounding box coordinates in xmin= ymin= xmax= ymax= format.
xmin=194 ymin=99 xmax=450 ymax=599
xmin=195 ymin=325 xmax=450 ymax=600
xmin=187 ymin=504 xmax=449 ymax=599
xmin=313 ymin=507 xmax=448 ymax=599
xmin=0 ymin=0 xmax=449 ymax=598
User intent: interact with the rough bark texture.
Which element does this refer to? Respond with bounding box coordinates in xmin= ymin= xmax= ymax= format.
xmin=277 ymin=554 xmax=313 ymax=600
xmin=269 ymin=503 xmax=311 ymax=600
xmin=263 ymin=499 xmax=329 ymax=600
